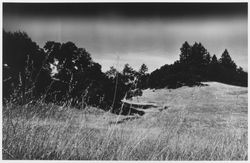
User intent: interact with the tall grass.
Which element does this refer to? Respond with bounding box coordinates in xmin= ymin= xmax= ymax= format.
xmin=2 ymin=101 xmax=247 ymax=160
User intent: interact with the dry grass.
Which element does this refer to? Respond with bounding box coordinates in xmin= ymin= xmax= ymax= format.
xmin=2 ymin=82 xmax=248 ymax=160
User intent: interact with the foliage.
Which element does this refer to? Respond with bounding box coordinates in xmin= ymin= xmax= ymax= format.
xmin=137 ymin=63 xmax=149 ymax=89
xmin=148 ymin=42 xmax=247 ymax=89
xmin=3 ymin=30 xmax=47 ymax=104
xmin=2 ymin=31 xmax=247 ymax=113
xmin=3 ymin=31 xmax=127 ymax=112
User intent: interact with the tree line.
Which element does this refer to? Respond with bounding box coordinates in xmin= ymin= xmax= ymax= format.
xmin=148 ymin=41 xmax=247 ymax=89
xmin=3 ymin=31 xmax=247 ymax=113
xmin=3 ymin=30 xmax=148 ymax=114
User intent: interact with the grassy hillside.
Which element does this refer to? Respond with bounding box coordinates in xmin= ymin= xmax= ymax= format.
xmin=2 ymin=82 xmax=247 ymax=160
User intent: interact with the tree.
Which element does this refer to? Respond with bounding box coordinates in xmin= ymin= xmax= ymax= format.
xmin=122 ymin=64 xmax=138 ymax=85
xmin=138 ymin=63 xmax=148 ymax=75
xmin=217 ymin=49 xmax=238 ymax=83
xmin=179 ymin=41 xmax=191 ymax=64
xmin=43 ymin=41 xmax=104 ymax=105
xmin=219 ymin=49 xmax=237 ymax=70
xmin=42 ymin=41 xmax=124 ymax=110
xmin=137 ymin=63 xmax=149 ymax=89
xmin=3 ymin=30 xmax=47 ymax=103
xmin=105 ymin=66 xmax=119 ymax=79
xmin=207 ymin=54 xmax=219 ymax=81
xmin=204 ymin=53 xmax=211 ymax=65
xmin=235 ymin=67 xmax=247 ymax=86
xmin=211 ymin=54 xmax=218 ymax=65
xmin=191 ymin=42 xmax=209 ymax=66
xmin=148 ymin=42 xmax=247 ymax=89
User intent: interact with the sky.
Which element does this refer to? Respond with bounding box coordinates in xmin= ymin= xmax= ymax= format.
xmin=3 ymin=3 xmax=248 ymax=72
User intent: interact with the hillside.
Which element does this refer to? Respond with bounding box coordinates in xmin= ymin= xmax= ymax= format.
xmin=2 ymin=82 xmax=247 ymax=160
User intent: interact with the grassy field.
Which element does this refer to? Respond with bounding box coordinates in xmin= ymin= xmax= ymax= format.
xmin=2 ymin=82 xmax=248 ymax=160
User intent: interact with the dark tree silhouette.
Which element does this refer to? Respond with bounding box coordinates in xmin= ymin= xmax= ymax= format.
xmin=179 ymin=41 xmax=192 ymax=64
xmin=3 ymin=30 xmax=247 ymax=113
xmin=219 ymin=49 xmax=237 ymax=70
xmin=3 ymin=30 xmax=47 ymax=103
xmin=216 ymin=49 xmax=238 ymax=84
xmin=105 ymin=66 xmax=116 ymax=76
xmin=43 ymin=41 xmax=106 ymax=107
xmin=211 ymin=54 xmax=218 ymax=65
xmin=137 ymin=63 xmax=149 ymax=89
xmin=207 ymin=54 xmax=219 ymax=80
xmin=122 ymin=64 xmax=138 ymax=85
xmin=148 ymin=42 xmax=247 ymax=89
xmin=138 ymin=63 xmax=148 ymax=75
xmin=2 ymin=30 xmax=141 ymax=113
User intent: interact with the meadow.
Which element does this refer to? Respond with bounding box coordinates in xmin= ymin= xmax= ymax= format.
xmin=2 ymin=82 xmax=248 ymax=160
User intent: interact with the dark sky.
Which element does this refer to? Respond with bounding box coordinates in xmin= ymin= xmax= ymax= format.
xmin=3 ymin=3 xmax=247 ymax=18
xmin=3 ymin=3 xmax=248 ymax=72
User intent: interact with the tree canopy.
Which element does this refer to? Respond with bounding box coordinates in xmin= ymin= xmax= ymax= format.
xmin=148 ymin=42 xmax=247 ymax=89
xmin=3 ymin=31 xmax=248 ymax=113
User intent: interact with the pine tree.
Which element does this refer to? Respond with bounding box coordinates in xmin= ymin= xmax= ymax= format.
xmin=179 ymin=41 xmax=191 ymax=64
xmin=139 ymin=63 xmax=148 ymax=75
xmin=211 ymin=54 xmax=218 ymax=65
xmin=219 ymin=49 xmax=237 ymax=70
